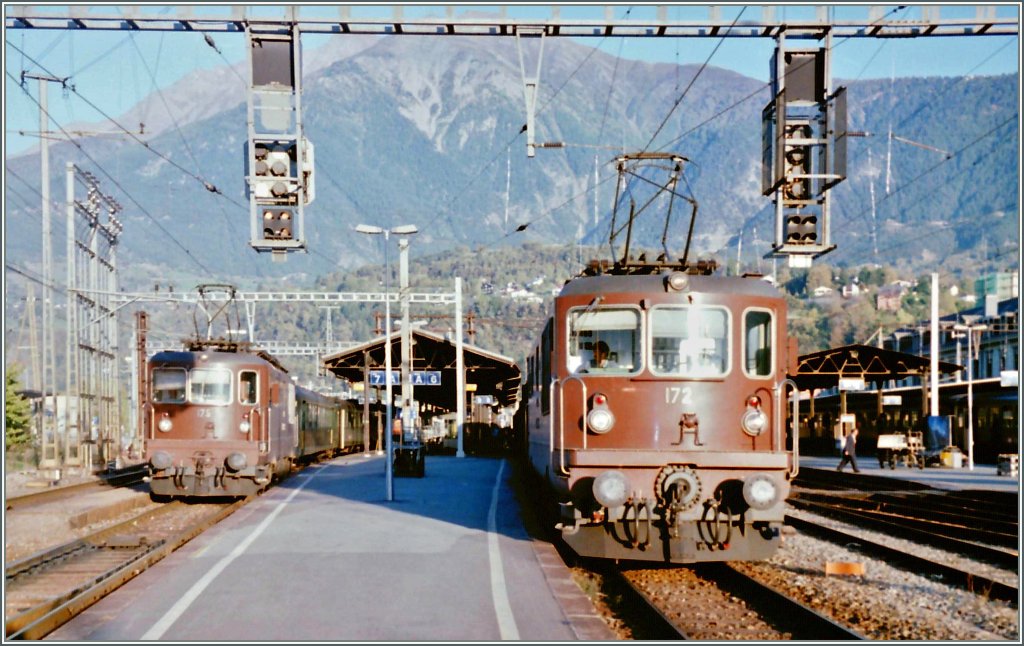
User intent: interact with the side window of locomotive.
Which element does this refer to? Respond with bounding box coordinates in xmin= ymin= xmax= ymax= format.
xmin=287 ymin=384 xmax=297 ymax=426
xmin=743 ymin=310 xmax=774 ymax=378
xmin=540 ymin=319 xmax=552 ymax=415
xmin=152 ymin=368 xmax=187 ymax=404
xmin=239 ymin=370 xmax=259 ymax=405
xmin=567 ymin=308 xmax=641 ymax=374
xmin=189 ymin=369 xmax=232 ymax=405
xmin=650 ymin=306 xmax=730 ymax=377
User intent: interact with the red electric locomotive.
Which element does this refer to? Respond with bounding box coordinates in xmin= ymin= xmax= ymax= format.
xmin=521 ymin=153 xmax=800 ymax=563
xmin=142 ymin=340 xmax=363 ymax=498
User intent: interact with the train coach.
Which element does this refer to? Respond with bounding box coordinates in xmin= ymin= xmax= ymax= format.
xmin=142 ymin=341 xmax=363 ymax=498
xmin=521 ymin=262 xmax=801 ymax=564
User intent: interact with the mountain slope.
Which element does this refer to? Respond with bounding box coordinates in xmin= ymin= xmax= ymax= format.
xmin=4 ymin=36 xmax=1018 ymax=291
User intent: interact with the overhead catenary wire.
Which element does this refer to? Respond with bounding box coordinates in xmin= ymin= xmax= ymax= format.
xmin=6 ymin=69 xmax=213 ymax=275
xmin=657 ymin=5 xmax=913 ymax=155
xmin=842 ymin=115 xmax=1018 ymax=260
xmin=6 ymin=40 xmax=239 ymax=206
xmin=122 ymin=32 xmax=264 ymax=280
xmin=643 ymin=6 xmax=747 ymax=154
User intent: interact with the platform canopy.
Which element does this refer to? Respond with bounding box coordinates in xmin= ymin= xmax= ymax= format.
xmin=790 ymin=343 xmax=962 ymax=392
xmin=322 ymin=328 xmax=521 ymax=411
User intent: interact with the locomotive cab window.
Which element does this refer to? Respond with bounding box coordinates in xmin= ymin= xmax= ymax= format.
xmin=189 ymin=369 xmax=232 ymax=405
xmin=152 ymin=368 xmax=187 ymax=404
xmin=650 ymin=306 xmax=730 ymax=378
xmin=567 ymin=307 xmax=641 ymax=375
xmin=743 ymin=309 xmax=774 ymax=378
xmin=239 ymin=370 xmax=259 ymax=405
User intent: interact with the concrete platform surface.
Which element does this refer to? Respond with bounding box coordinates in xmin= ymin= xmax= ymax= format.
xmin=798 ymin=455 xmax=1020 ymax=494
xmin=46 ymin=453 xmax=615 ymax=641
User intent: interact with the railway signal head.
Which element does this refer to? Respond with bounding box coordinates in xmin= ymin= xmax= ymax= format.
xmin=783 ymin=124 xmax=812 ymax=202
xmin=785 ymin=214 xmax=818 ymax=244
xmin=250 ymin=141 xmax=298 ymax=202
xmin=261 ymin=208 xmax=294 ymax=241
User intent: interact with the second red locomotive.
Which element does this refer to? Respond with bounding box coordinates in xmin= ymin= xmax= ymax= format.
xmin=142 ymin=340 xmax=363 ymax=498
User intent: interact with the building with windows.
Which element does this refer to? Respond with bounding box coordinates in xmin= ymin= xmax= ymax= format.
xmin=801 ymin=297 xmax=1018 ymax=462
xmin=975 ymin=271 xmax=1019 ymax=301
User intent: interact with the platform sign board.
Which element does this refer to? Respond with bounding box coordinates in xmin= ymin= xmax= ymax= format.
xmin=1001 ymin=370 xmax=1018 ymax=388
xmin=411 ymin=371 xmax=442 ymax=386
xmin=368 ymin=371 xmax=400 ymax=386
xmin=369 ymin=371 xmax=441 ymax=386
xmin=838 ymin=378 xmax=865 ymax=391
xmin=882 ymin=395 xmax=902 ymax=406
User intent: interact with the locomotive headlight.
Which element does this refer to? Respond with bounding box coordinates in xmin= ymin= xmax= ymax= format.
xmin=741 ymin=408 xmax=768 ymax=436
xmin=225 ymin=452 xmax=247 ymax=473
xmin=593 ymin=470 xmax=629 ymax=509
xmin=150 ymin=451 xmax=173 ymax=471
xmin=157 ymin=415 xmax=173 ymax=433
xmin=665 ymin=271 xmax=689 ymax=292
xmin=587 ymin=408 xmax=615 ymax=434
xmin=742 ymin=474 xmax=780 ymax=510
xmin=239 ymin=420 xmax=251 ymax=433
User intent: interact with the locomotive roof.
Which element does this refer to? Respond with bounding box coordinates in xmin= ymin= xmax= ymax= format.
xmin=149 ymin=348 xmax=288 ymax=373
xmin=557 ymin=271 xmax=782 ymax=299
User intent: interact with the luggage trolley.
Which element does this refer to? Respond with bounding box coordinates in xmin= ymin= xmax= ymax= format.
xmin=876 ymin=432 xmax=925 ymax=469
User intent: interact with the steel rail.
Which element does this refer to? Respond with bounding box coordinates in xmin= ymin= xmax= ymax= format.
xmin=606 ymin=569 xmax=689 ymax=640
xmin=787 ymin=498 xmax=1019 ymax=570
xmin=5 ymin=464 xmax=150 ymax=511
xmin=4 ymin=498 xmax=247 ymax=640
xmin=794 ymin=491 xmax=1019 ymax=542
xmin=785 ymin=514 xmax=1018 ymax=605
xmin=708 ymin=563 xmax=867 ymax=640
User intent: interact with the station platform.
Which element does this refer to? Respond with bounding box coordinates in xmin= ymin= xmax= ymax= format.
xmin=797 ymin=454 xmax=1020 ymax=494
xmin=46 ymin=453 xmax=615 ymax=641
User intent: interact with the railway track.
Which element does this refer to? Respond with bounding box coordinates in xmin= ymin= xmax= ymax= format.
xmin=4 ymin=498 xmax=246 ymax=640
xmin=5 ymin=464 xmax=150 ymax=511
xmin=615 ymin=562 xmax=865 ymax=640
xmin=784 ymin=513 xmax=1018 ymax=604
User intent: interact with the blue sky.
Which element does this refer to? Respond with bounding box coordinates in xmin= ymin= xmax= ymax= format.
xmin=4 ymin=4 xmax=1020 ymax=157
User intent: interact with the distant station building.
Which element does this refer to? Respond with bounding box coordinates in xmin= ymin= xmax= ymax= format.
xmin=881 ymin=297 xmax=1017 ymax=461
xmin=975 ymin=271 xmax=1019 ymax=302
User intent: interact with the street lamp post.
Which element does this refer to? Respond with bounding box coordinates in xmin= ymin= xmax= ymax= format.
xmin=953 ymin=317 xmax=988 ymax=471
xmin=356 ymin=223 xmax=417 ymax=501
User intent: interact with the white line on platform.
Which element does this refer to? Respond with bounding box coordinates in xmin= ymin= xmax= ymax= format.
xmin=488 ymin=459 xmax=520 ymax=640
xmin=141 ymin=469 xmax=319 ymax=640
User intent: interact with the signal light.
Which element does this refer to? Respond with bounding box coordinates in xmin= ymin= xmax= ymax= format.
xmin=250 ymin=141 xmax=298 ymax=203
xmin=262 ymin=209 xmax=294 ymax=240
xmin=785 ymin=215 xmax=818 ymax=244
xmin=783 ymin=124 xmax=811 ymax=202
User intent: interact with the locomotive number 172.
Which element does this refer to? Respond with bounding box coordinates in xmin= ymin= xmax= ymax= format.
xmin=664 ymin=386 xmax=694 ymax=406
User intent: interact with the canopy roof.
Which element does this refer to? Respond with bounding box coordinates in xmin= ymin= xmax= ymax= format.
xmin=790 ymin=343 xmax=962 ymax=392
xmin=322 ymin=328 xmax=521 ymax=410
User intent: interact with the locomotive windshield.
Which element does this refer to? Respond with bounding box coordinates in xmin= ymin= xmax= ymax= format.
xmin=650 ymin=306 xmax=730 ymax=377
xmin=152 ymin=368 xmax=187 ymax=404
xmin=567 ymin=307 xmax=641 ymax=374
xmin=189 ymin=368 xmax=232 ymax=405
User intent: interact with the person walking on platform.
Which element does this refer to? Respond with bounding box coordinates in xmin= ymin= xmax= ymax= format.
xmin=836 ymin=426 xmax=861 ymax=473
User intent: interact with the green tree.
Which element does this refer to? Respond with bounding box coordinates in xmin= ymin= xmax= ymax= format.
xmin=5 ymin=367 xmax=33 ymax=450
